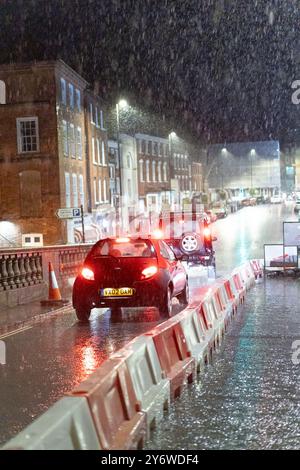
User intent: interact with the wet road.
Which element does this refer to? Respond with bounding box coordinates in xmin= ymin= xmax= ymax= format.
xmin=0 ymin=203 xmax=298 ymax=446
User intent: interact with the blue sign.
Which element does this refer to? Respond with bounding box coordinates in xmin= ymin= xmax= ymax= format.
xmin=72 ymin=208 xmax=81 ymax=217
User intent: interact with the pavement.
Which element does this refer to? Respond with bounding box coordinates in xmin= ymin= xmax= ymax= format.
xmin=0 ymin=287 xmax=73 ymax=336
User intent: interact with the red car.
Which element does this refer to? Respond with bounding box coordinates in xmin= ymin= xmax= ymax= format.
xmin=72 ymin=236 xmax=189 ymax=321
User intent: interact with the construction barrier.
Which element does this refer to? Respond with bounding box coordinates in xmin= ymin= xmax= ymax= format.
xmin=2 ymin=259 xmax=261 ymax=451
xmin=114 ymin=335 xmax=170 ymax=437
xmin=150 ymin=319 xmax=196 ymax=400
xmin=2 ymin=397 xmax=100 ymax=450
xmin=70 ymin=357 xmax=146 ymax=450
xmin=176 ymin=306 xmax=210 ymax=372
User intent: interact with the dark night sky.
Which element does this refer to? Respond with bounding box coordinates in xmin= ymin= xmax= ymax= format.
xmin=1 ymin=0 xmax=300 ymax=144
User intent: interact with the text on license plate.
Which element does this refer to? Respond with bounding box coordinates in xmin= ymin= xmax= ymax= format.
xmin=101 ymin=287 xmax=135 ymax=297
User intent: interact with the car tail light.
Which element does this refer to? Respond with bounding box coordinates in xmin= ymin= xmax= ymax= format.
xmin=116 ymin=237 xmax=130 ymax=243
xmin=81 ymin=267 xmax=95 ymax=281
xmin=141 ymin=265 xmax=158 ymax=279
xmin=152 ymin=229 xmax=163 ymax=239
xmin=203 ymin=227 xmax=211 ymax=239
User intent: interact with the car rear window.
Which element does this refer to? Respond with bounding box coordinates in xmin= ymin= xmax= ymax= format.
xmin=160 ymin=215 xmax=204 ymax=239
xmin=91 ymin=239 xmax=156 ymax=258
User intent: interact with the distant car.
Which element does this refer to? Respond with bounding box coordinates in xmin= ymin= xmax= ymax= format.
xmin=213 ymin=206 xmax=228 ymax=219
xmin=205 ymin=210 xmax=217 ymax=224
xmin=72 ymin=236 xmax=188 ymax=321
xmin=270 ymin=194 xmax=283 ymax=204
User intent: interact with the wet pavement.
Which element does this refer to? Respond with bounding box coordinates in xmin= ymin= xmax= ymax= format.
xmin=0 ymin=203 xmax=299 ymax=447
xmin=146 ymin=277 xmax=300 ymax=450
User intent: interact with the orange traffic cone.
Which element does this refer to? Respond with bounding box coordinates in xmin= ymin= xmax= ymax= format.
xmin=41 ymin=262 xmax=68 ymax=306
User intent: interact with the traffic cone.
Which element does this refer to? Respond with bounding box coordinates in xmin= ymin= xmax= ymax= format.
xmin=41 ymin=262 xmax=68 ymax=306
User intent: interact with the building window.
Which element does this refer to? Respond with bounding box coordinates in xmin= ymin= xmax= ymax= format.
xmin=72 ymin=173 xmax=78 ymax=206
xmin=152 ymin=161 xmax=156 ymax=182
xmin=141 ymin=140 xmax=146 ymax=154
xmin=68 ymin=83 xmax=74 ymax=108
xmin=146 ymin=160 xmax=150 ymax=182
xmin=78 ymin=174 xmax=84 ymax=208
xmin=76 ymin=127 xmax=82 ymax=159
xmin=62 ymin=120 xmax=68 ymax=156
xmin=153 ymin=142 xmax=158 ymax=156
xmin=103 ymin=179 xmax=107 ymax=202
xmin=17 ymin=117 xmax=39 ymax=153
xmin=93 ymin=177 xmax=98 ymax=204
xmin=69 ymin=123 xmax=75 ymax=158
xmin=148 ymin=141 xmax=152 ymax=155
xmin=97 ymin=139 xmax=101 ymax=165
xmin=102 ymin=141 xmax=106 ymax=165
xmin=159 ymin=143 xmax=164 ymax=157
xmin=158 ymin=161 xmax=162 ymax=182
xmin=139 ymin=159 xmax=144 ymax=182
xmin=0 ymin=80 xmax=6 ymax=104
xmin=90 ymin=103 xmax=95 ymax=124
xmin=98 ymin=178 xmax=102 ymax=202
xmin=109 ymin=164 xmax=115 ymax=179
xmin=163 ymin=162 xmax=167 ymax=182
xmin=60 ymin=78 xmax=66 ymax=105
xmin=76 ymin=89 xmax=81 ymax=112
xmin=100 ymin=110 xmax=104 ymax=129
xmin=65 ymin=172 xmax=71 ymax=207
xmin=92 ymin=137 xmax=96 ymax=164
xmin=127 ymin=154 xmax=131 ymax=169
xmin=95 ymin=107 xmax=99 ymax=127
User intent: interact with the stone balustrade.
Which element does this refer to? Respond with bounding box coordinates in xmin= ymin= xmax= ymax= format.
xmin=0 ymin=244 xmax=93 ymax=305
xmin=0 ymin=252 xmax=43 ymax=291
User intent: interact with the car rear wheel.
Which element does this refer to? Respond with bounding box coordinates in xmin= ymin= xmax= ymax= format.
xmin=159 ymin=287 xmax=172 ymax=318
xmin=180 ymin=232 xmax=201 ymax=254
xmin=177 ymin=282 xmax=189 ymax=305
xmin=75 ymin=307 xmax=91 ymax=322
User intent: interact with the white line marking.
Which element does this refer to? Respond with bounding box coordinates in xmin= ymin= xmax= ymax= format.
xmin=0 ymin=325 xmax=33 ymax=340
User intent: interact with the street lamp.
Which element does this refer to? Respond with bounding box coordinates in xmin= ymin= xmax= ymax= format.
xmin=250 ymin=149 xmax=255 ymax=191
xmin=220 ymin=147 xmax=227 ymax=190
xmin=115 ymin=99 xmax=128 ymax=235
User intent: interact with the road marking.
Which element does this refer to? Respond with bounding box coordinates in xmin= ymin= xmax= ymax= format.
xmin=0 ymin=325 xmax=33 ymax=340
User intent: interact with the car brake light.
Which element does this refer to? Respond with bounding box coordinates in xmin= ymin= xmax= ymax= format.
xmin=116 ymin=237 xmax=130 ymax=243
xmin=152 ymin=229 xmax=163 ymax=239
xmin=203 ymin=227 xmax=211 ymax=239
xmin=81 ymin=267 xmax=95 ymax=280
xmin=141 ymin=265 xmax=158 ymax=279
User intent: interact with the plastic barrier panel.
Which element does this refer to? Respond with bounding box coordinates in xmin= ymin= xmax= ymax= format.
xmin=2 ymin=397 xmax=101 ymax=450
xmin=215 ymin=280 xmax=235 ymax=328
xmin=70 ymin=357 xmax=146 ymax=450
xmin=150 ymin=319 xmax=196 ymax=400
xmin=177 ymin=307 xmax=210 ymax=372
xmin=250 ymin=259 xmax=263 ymax=278
xmin=115 ymin=335 xmax=170 ymax=437
xmin=232 ymin=271 xmax=246 ymax=303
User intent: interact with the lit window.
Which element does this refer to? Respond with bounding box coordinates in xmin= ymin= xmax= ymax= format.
xmin=152 ymin=161 xmax=156 ymax=182
xmin=163 ymin=162 xmax=167 ymax=182
xmin=139 ymin=159 xmax=144 ymax=182
xmin=93 ymin=177 xmax=98 ymax=204
xmin=65 ymin=172 xmax=70 ymax=207
xmin=97 ymin=139 xmax=101 ymax=165
xmin=68 ymin=83 xmax=74 ymax=108
xmin=92 ymin=137 xmax=96 ymax=164
xmin=146 ymin=160 xmax=150 ymax=182
xmin=72 ymin=173 xmax=78 ymax=206
xmin=69 ymin=123 xmax=75 ymax=158
xmin=62 ymin=120 xmax=68 ymax=156
xmin=60 ymin=78 xmax=66 ymax=105
xmin=102 ymin=141 xmax=106 ymax=165
xmin=76 ymin=89 xmax=81 ymax=112
xmin=0 ymin=80 xmax=6 ymax=104
xmin=100 ymin=110 xmax=104 ymax=129
xmin=103 ymin=179 xmax=107 ymax=202
xmin=158 ymin=161 xmax=162 ymax=182
xmin=95 ymin=107 xmax=99 ymax=127
xmin=98 ymin=178 xmax=102 ymax=202
xmin=17 ymin=117 xmax=39 ymax=153
xmin=76 ymin=127 xmax=82 ymax=159
xmin=78 ymin=174 xmax=84 ymax=208
xmin=90 ymin=103 xmax=95 ymax=124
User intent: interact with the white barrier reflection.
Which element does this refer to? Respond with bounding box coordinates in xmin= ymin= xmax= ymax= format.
xmin=0 ymin=340 xmax=6 ymax=365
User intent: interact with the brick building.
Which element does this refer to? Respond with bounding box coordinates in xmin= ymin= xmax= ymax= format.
xmin=169 ymin=137 xmax=192 ymax=205
xmin=0 ymin=60 xmax=111 ymax=246
xmin=135 ymin=133 xmax=170 ymax=213
xmin=192 ymin=162 xmax=203 ymax=193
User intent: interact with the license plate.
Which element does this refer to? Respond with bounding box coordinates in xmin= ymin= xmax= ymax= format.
xmin=101 ymin=287 xmax=135 ymax=297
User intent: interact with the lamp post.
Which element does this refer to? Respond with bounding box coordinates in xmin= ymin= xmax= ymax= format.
xmin=220 ymin=147 xmax=227 ymax=191
xmin=250 ymin=148 xmax=255 ymax=192
xmin=115 ymin=99 xmax=128 ymax=235
xmin=168 ymin=131 xmax=177 ymax=208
